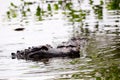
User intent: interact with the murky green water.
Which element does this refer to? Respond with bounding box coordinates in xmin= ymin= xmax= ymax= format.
xmin=0 ymin=0 xmax=120 ymax=80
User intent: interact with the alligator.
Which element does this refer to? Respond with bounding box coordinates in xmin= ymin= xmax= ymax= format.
xmin=11 ymin=37 xmax=86 ymax=61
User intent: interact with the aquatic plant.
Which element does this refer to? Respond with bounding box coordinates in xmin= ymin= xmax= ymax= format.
xmin=107 ymin=0 xmax=120 ymax=10
xmin=6 ymin=0 xmax=86 ymax=23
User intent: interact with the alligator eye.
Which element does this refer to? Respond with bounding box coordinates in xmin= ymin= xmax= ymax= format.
xmin=40 ymin=46 xmax=48 ymax=50
xmin=57 ymin=45 xmax=65 ymax=48
xmin=11 ymin=53 xmax=15 ymax=56
xmin=28 ymin=47 xmax=31 ymax=49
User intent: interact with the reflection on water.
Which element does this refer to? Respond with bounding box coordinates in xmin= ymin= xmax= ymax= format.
xmin=0 ymin=0 xmax=120 ymax=80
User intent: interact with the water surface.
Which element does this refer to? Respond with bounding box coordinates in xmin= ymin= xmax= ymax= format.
xmin=0 ymin=0 xmax=120 ymax=80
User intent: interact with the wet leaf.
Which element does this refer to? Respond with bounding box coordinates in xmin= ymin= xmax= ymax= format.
xmin=54 ymin=4 xmax=59 ymax=10
xmin=10 ymin=2 xmax=17 ymax=8
xmin=58 ymin=0 xmax=63 ymax=5
xmin=6 ymin=11 xmax=10 ymax=19
xmin=24 ymin=2 xmax=34 ymax=5
xmin=93 ymin=5 xmax=103 ymax=19
xmin=107 ymin=0 xmax=120 ymax=10
xmin=9 ymin=9 xmax=17 ymax=18
xmin=65 ymin=2 xmax=72 ymax=10
xmin=89 ymin=0 xmax=93 ymax=5
xmin=47 ymin=4 xmax=52 ymax=11
xmin=22 ymin=11 xmax=26 ymax=17
xmin=27 ymin=8 xmax=31 ymax=12
xmin=96 ymin=77 xmax=101 ymax=80
xmin=36 ymin=6 xmax=41 ymax=16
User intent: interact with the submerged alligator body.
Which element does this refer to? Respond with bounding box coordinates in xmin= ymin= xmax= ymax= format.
xmin=11 ymin=37 xmax=85 ymax=61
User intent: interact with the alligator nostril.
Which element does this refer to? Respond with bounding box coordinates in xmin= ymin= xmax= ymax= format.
xmin=11 ymin=53 xmax=16 ymax=59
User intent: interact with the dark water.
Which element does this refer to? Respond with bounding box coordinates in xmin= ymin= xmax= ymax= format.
xmin=0 ymin=0 xmax=120 ymax=80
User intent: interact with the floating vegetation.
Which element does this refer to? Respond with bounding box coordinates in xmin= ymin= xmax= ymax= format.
xmin=54 ymin=3 xmax=59 ymax=11
xmin=106 ymin=0 xmax=120 ymax=10
xmin=6 ymin=9 xmax=17 ymax=19
xmin=89 ymin=0 xmax=94 ymax=5
xmin=6 ymin=0 xmax=86 ymax=23
xmin=93 ymin=5 xmax=103 ymax=19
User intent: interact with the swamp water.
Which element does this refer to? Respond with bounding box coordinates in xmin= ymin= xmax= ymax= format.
xmin=0 ymin=0 xmax=120 ymax=80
